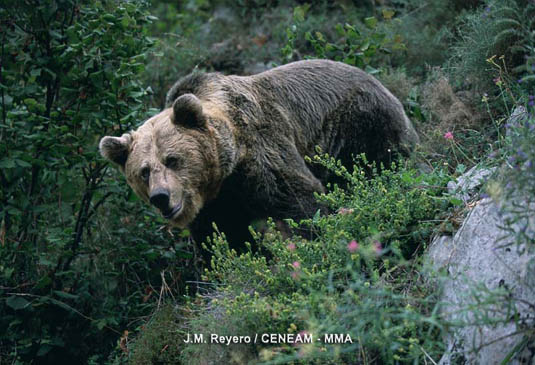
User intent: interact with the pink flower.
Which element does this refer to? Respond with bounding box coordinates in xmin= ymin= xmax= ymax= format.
xmin=347 ymin=240 xmax=359 ymax=253
xmin=292 ymin=261 xmax=300 ymax=269
xmin=291 ymin=271 xmax=299 ymax=280
xmin=337 ymin=207 xmax=354 ymax=215
xmin=444 ymin=131 xmax=454 ymax=140
xmin=287 ymin=242 xmax=296 ymax=251
xmin=374 ymin=241 xmax=383 ymax=255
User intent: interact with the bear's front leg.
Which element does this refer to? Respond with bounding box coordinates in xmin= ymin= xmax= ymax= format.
xmin=275 ymin=166 xmax=326 ymax=220
xmin=259 ymin=145 xmax=328 ymax=223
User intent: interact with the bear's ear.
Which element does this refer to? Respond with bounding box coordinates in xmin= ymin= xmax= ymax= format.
xmin=171 ymin=94 xmax=206 ymax=129
xmin=99 ymin=134 xmax=132 ymax=166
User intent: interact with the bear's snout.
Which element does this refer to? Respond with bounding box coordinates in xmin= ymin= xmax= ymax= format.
xmin=149 ymin=187 xmax=170 ymax=212
xmin=149 ymin=187 xmax=183 ymax=219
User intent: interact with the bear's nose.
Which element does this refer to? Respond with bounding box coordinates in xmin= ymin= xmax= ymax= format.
xmin=149 ymin=188 xmax=170 ymax=211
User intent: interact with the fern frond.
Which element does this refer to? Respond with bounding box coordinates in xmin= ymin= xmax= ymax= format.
xmin=494 ymin=29 xmax=518 ymax=44
xmin=493 ymin=5 xmax=520 ymax=19
xmin=510 ymin=45 xmax=527 ymax=54
xmin=520 ymin=74 xmax=535 ymax=82
xmin=521 ymin=5 xmax=535 ymax=20
xmin=512 ymin=64 xmax=527 ymax=73
xmin=494 ymin=18 xmax=521 ymax=30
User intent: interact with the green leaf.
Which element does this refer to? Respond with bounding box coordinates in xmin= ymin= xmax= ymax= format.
xmin=121 ymin=16 xmax=130 ymax=28
xmin=102 ymin=14 xmax=116 ymax=22
xmin=3 ymin=94 xmax=13 ymax=106
xmin=30 ymin=68 xmax=42 ymax=77
xmin=15 ymin=159 xmax=32 ymax=167
xmin=3 ymin=267 xmax=14 ymax=279
xmin=293 ymin=5 xmax=309 ymax=23
xmin=6 ymin=296 xmax=31 ymax=310
xmin=335 ymin=23 xmax=344 ymax=36
xmin=49 ymin=30 xmax=63 ymax=40
xmin=494 ymin=18 xmax=521 ymax=29
xmin=364 ymin=17 xmax=377 ymax=29
xmin=520 ymin=75 xmax=535 ymax=82
xmin=24 ymin=98 xmax=37 ymax=107
xmin=313 ymin=209 xmax=321 ymax=223
xmin=36 ymin=275 xmax=52 ymax=289
xmin=128 ymin=192 xmax=139 ymax=202
xmin=8 ymin=319 xmax=22 ymax=329
xmin=39 ymin=257 xmax=55 ymax=266
xmin=37 ymin=344 xmax=53 ymax=357
xmin=0 ymin=159 xmax=15 ymax=168
xmin=382 ymin=9 xmax=395 ymax=20
xmin=364 ymin=65 xmax=381 ymax=75
xmin=455 ymin=164 xmax=466 ymax=174
xmin=95 ymin=319 xmax=107 ymax=330
xmin=43 ymin=67 xmax=57 ymax=78
xmin=401 ymin=172 xmax=415 ymax=184
xmin=53 ymin=290 xmax=79 ymax=300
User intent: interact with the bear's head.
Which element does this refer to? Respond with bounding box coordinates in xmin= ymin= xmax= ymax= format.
xmin=99 ymin=94 xmax=234 ymax=228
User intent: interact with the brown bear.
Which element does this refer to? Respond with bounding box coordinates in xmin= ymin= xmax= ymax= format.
xmin=99 ymin=59 xmax=418 ymax=244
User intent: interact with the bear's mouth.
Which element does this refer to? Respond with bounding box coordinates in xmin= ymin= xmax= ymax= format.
xmin=163 ymin=201 xmax=183 ymax=219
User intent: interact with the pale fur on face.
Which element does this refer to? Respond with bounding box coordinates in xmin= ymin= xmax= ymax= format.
xmin=122 ymin=108 xmax=218 ymax=228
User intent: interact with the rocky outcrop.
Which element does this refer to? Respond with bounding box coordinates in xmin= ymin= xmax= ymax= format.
xmin=446 ymin=164 xmax=495 ymax=203
xmin=427 ymin=161 xmax=535 ymax=364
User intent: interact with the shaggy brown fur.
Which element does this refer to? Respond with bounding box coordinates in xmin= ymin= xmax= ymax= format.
xmin=100 ymin=59 xmax=419 ymax=243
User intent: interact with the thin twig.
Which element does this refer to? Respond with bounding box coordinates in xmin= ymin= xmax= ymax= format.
xmin=419 ymin=345 xmax=438 ymax=365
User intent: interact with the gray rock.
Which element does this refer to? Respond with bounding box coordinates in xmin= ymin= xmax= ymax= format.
xmin=427 ymin=197 xmax=535 ymax=364
xmin=447 ymin=165 xmax=496 ymax=202
xmin=506 ymin=106 xmax=528 ymax=144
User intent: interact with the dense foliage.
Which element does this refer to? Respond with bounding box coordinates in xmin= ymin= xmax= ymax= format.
xmin=130 ymin=157 xmax=451 ymax=364
xmin=1 ymin=0 xmax=534 ymax=363
xmin=0 ymin=1 xmax=195 ymax=363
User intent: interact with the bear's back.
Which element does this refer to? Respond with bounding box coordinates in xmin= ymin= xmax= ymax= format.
xmin=165 ymin=59 xmax=417 ymax=163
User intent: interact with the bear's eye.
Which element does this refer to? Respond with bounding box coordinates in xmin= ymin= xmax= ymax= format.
xmin=140 ymin=166 xmax=150 ymax=183
xmin=164 ymin=155 xmax=180 ymax=169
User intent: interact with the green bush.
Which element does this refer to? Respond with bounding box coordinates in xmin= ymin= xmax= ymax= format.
xmin=0 ymin=1 xmax=195 ymax=363
xmin=485 ymin=92 xmax=535 ymax=250
xmin=130 ymin=156 xmax=452 ymax=364
xmin=144 ymin=1 xmax=369 ymax=106
xmin=386 ymin=0 xmax=479 ymax=75
xmin=281 ymin=4 xmax=405 ymax=74
xmin=449 ymin=0 xmax=535 ymax=92
xmin=142 ymin=0 xmax=212 ymax=107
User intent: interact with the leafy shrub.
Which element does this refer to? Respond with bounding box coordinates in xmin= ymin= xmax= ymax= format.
xmin=386 ymin=0 xmax=480 ymax=75
xmin=142 ymin=1 xmax=212 ymax=107
xmin=130 ymin=155 xmax=452 ymax=364
xmin=411 ymin=69 xmax=493 ymax=172
xmin=377 ymin=67 xmax=416 ymax=106
xmin=282 ymin=5 xmax=405 ymax=74
xmin=144 ymin=1 xmax=368 ymax=106
xmin=449 ymin=0 xmax=535 ymax=92
xmin=125 ymin=303 xmax=185 ymax=365
xmin=0 ymin=1 xmax=195 ymax=363
xmin=485 ymin=92 xmax=535 ymax=250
